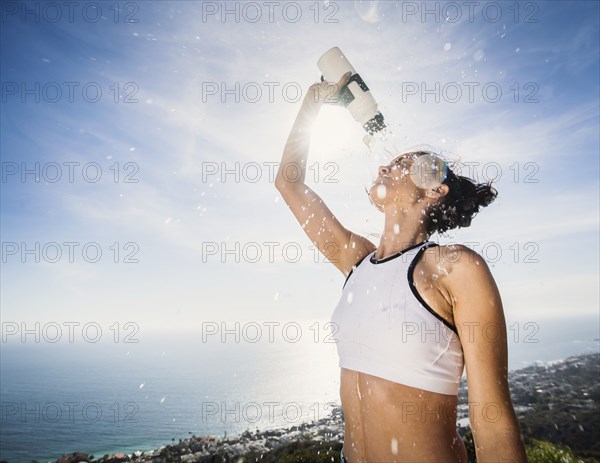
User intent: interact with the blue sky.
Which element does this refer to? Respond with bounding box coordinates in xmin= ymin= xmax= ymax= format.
xmin=1 ymin=0 xmax=598 ymax=337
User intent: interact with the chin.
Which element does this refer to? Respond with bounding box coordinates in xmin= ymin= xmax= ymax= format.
xmin=368 ymin=191 xmax=385 ymax=212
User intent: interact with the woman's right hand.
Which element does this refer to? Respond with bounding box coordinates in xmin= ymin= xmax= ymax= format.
xmin=306 ymin=71 xmax=353 ymax=107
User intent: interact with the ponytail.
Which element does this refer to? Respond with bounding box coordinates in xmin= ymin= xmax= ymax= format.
xmin=427 ymin=171 xmax=498 ymax=235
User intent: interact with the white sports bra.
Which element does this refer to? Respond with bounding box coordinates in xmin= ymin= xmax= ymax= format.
xmin=330 ymin=241 xmax=464 ymax=395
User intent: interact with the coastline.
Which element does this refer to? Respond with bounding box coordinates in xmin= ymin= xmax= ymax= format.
xmin=48 ymin=405 xmax=345 ymax=463
xmin=6 ymin=351 xmax=598 ymax=463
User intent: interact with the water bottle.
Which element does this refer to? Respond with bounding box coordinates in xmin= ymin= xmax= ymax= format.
xmin=317 ymin=46 xmax=386 ymax=136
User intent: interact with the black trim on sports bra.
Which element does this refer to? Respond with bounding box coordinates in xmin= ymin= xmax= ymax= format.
xmin=407 ymin=242 xmax=460 ymax=336
xmin=370 ymin=240 xmax=429 ymax=264
xmin=342 ymin=252 xmax=371 ymax=289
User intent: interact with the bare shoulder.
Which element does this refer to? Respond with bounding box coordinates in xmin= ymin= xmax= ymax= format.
xmin=420 ymin=243 xmax=492 ymax=285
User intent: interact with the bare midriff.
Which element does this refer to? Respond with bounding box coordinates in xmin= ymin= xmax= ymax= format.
xmin=340 ymin=367 xmax=468 ymax=463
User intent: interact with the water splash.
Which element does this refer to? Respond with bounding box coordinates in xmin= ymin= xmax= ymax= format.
xmin=363 ymin=133 xmax=376 ymax=152
xmin=362 ymin=126 xmax=393 ymax=154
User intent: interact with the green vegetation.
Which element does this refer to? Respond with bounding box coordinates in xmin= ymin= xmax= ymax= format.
xmin=188 ymin=437 xmax=600 ymax=463
xmin=525 ymin=438 xmax=589 ymax=463
xmin=195 ymin=440 xmax=343 ymax=463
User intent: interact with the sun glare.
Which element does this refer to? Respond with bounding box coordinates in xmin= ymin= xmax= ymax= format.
xmin=306 ymin=106 xmax=384 ymax=190
xmin=309 ymin=106 xmax=364 ymax=160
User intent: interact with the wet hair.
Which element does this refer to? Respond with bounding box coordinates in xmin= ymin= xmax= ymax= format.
xmin=426 ymin=159 xmax=498 ymax=236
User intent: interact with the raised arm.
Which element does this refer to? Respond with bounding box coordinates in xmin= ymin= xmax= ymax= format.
xmin=275 ymin=74 xmax=375 ymax=277
xmin=439 ymin=245 xmax=528 ymax=462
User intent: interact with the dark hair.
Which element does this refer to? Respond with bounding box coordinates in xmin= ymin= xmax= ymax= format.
xmin=427 ymin=167 xmax=498 ymax=235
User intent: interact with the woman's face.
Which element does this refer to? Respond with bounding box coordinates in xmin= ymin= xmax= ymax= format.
xmin=368 ymin=153 xmax=424 ymax=211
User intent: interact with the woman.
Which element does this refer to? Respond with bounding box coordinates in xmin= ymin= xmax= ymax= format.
xmin=275 ymin=73 xmax=528 ymax=463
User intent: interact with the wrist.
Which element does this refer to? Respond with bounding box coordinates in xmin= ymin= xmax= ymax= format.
xmin=301 ymin=95 xmax=323 ymax=110
xmin=304 ymin=84 xmax=326 ymax=106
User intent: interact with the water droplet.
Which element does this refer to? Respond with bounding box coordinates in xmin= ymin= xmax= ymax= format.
xmin=347 ymin=292 xmax=354 ymax=304
xmin=443 ymin=42 xmax=452 ymax=51
xmin=376 ymin=184 xmax=387 ymax=199
xmin=391 ymin=437 xmax=399 ymax=454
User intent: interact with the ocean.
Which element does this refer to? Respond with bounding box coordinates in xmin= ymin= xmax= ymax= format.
xmin=1 ymin=315 xmax=598 ymax=463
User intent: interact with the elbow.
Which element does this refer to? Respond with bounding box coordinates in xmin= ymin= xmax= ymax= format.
xmin=274 ymin=176 xmax=286 ymax=191
xmin=275 ymin=175 xmax=303 ymax=192
xmin=274 ymin=167 xmax=289 ymax=190
xmin=470 ymin=414 xmax=526 ymax=449
xmin=275 ymin=177 xmax=289 ymax=193
xmin=471 ymin=425 xmax=528 ymax=463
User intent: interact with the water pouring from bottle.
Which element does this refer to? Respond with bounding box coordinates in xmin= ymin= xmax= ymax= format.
xmin=316 ymin=47 xmax=458 ymax=196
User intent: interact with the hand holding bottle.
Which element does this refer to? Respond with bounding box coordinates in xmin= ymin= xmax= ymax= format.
xmin=306 ymin=71 xmax=353 ymax=108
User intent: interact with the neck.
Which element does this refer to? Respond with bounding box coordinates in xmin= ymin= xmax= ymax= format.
xmin=375 ymin=206 xmax=430 ymax=260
